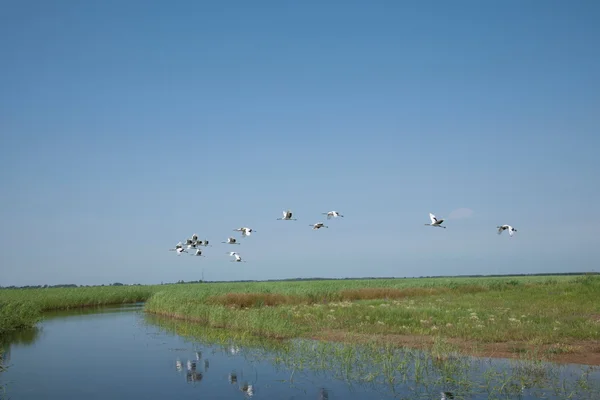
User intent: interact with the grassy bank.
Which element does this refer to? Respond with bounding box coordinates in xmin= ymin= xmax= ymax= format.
xmin=0 ymin=285 xmax=160 ymax=335
xmin=144 ymin=275 xmax=600 ymax=363
xmin=2 ymin=275 xmax=599 ymax=364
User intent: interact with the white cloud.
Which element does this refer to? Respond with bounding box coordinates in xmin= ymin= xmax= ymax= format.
xmin=448 ymin=208 xmax=474 ymax=220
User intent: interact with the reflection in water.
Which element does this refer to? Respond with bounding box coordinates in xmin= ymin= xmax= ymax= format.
xmin=1 ymin=327 xmax=41 ymax=348
xmin=240 ymin=381 xmax=253 ymax=397
xmin=42 ymin=303 xmax=145 ymax=321
xmin=171 ymin=349 xmax=255 ymax=396
xmin=319 ymin=387 xmax=329 ymax=400
xmin=1 ymin=306 xmax=599 ymax=400
xmin=1 ymin=327 xmax=42 ymax=368
xmin=146 ymin=314 xmax=600 ymax=400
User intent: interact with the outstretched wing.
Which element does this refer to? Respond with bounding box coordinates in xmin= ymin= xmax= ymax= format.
xmin=429 ymin=213 xmax=437 ymax=224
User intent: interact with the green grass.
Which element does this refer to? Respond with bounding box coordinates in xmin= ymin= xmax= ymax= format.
xmin=0 ymin=285 xmax=160 ymax=335
xmin=143 ymin=275 xmax=600 ymax=347
xmin=0 ymin=285 xmax=159 ymax=311
xmin=0 ymin=300 xmax=42 ymax=336
xmin=2 ymin=275 xmax=599 ymax=356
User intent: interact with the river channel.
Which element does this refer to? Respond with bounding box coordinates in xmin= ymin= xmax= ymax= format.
xmin=1 ymin=304 xmax=598 ymax=399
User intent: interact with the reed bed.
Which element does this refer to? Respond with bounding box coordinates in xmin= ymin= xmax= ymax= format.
xmin=0 ymin=285 xmax=160 ymax=335
xmin=2 ymin=274 xmax=599 ymax=361
xmin=144 ymin=275 xmax=600 ymax=361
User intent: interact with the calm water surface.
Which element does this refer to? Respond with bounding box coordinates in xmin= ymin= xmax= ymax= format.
xmin=1 ymin=304 xmax=598 ymax=400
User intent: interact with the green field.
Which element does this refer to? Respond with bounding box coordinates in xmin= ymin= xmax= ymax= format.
xmin=0 ymin=285 xmax=158 ymax=335
xmin=2 ymin=275 xmax=599 ymax=364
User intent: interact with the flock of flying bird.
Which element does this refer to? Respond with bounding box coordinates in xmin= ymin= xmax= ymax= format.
xmin=168 ymin=209 xmax=518 ymax=263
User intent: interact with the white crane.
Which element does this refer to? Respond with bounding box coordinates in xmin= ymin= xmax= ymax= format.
xmin=168 ymin=242 xmax=184 ymax=251
xmin=310 ymin=222 xmax=329 ymax=230
xmin=425 ymin=213 xmax=446 ymax=228
xmin=227 ymin=251 xmax=245 ymax=262
xmin=277 ymin=209 xmax=297 ymax=221
xmin=174 ymin=248 xmax=188 ymax=255
xmin=222 ymin=237 xmax=240 ymax=245
xmin=234 ymin=227 xmax=255 ymax=237
xmin=191 ymin=233 xmax=198 ymax=242
xmin=190 ymin=249 xmax=204 ymax=257
xmin=497 ymin=224 xmax=517 ymax=236
xmin=322 ymin=211 xmax=344 ymax=219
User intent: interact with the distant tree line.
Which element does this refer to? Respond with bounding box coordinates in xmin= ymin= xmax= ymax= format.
xmin=0 ymin=271 xmax=597 ymax=290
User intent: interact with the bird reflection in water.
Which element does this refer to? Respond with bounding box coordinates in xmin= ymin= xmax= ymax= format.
xmin=173 ymin=350 xmax=208 ymax=385
xmin=171 ymin=345 xmax=258 ymax=396
xmin=187 ymin=360 xmax=196 ymax=371
xmin=319 ymin=387 xmax=329 ymax=400
xmin=186 ymin=358 xmax=203 ymax=383
xmin=240 ymin=382 xmax=254 ymax=397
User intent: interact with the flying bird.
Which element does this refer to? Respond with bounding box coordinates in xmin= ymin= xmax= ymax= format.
xmin=497 ymin=225 xmax=517 ymax=236
xmin=310 ymin=222 xmax=329 ymax=230
xmin=222 ymin=237 xmax=241 ymax=245
xmin=169 ymin=242 xmax=184 ymax=251
xmin=190 ymin=249 xmax=204 ymax=257
xmin=277 ymin=209 xmax=297 ymax=221
xmin=425 ymin=213 xmax=446 ymax=228
xmin=234 ymin=227 xmax=255 ymax=237
xmin=322 ymin=211 xmax=344 ymax=219
xmin=227 ymin=251 xmax=245 ymax=262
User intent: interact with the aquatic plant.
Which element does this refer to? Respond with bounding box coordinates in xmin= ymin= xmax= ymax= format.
xmin=0 ymin=285 xmax=159 ymax=335
xmin=144 ymin=275 xmax=600 ymax=363
xmin=0 ymin=301 xmax=42 ymax=336
xmin=146 ymin=313 xmax=600 ymax=399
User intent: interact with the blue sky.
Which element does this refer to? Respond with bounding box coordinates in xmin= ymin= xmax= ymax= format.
xmin=1 ymin=1 xmax=599 ymax=286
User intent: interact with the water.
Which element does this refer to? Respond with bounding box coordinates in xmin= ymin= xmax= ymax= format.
xmin=1 ymin=304 xmax=599 ymax=399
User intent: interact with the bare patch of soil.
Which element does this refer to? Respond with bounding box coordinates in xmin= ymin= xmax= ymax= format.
xmin=310 ymin=330 xmax=600 ymax=366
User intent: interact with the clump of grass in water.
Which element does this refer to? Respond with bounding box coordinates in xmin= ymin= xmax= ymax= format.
xmin=0 ymin=301 xmax=42 ymax=336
